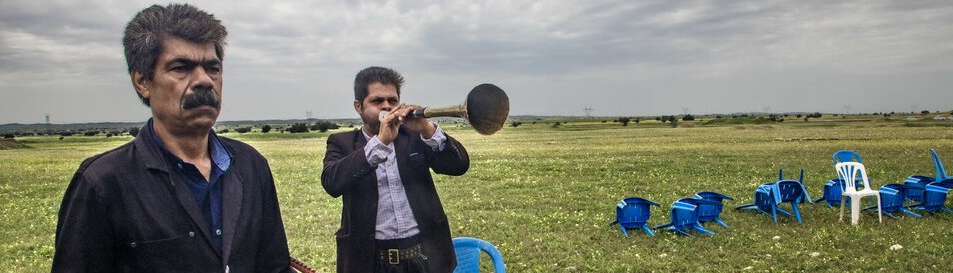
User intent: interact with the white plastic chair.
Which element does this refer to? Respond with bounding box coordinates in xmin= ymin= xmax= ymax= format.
xmin=835 ymin=162 xmax=882 ymax=225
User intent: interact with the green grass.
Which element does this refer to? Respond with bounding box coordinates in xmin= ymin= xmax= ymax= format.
xmin=3 ymin=121 xmax=953 ymax=272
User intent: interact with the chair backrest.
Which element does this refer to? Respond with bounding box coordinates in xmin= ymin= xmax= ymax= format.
xmin=833 ymin=150 xmax=862 ymax=164
xmin=774 ymin=180 xmax=806 ymax=204
xmin=931 ymin=149 xmax=949 ymax=182
xmin=835 ymin=162 xmax=871 ymax=192
xmin=616 ymin=197 xmax=658 ymax=227
xmin=452 ymin=237 xmax=506 ymax=273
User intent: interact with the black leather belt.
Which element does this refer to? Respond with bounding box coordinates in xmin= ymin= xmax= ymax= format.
xmin=376 ymin=243 xmax=424 ymax=265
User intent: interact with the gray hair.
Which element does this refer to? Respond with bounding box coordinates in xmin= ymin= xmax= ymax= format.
xmin=122 ymin=3 xmax=227 ymax=106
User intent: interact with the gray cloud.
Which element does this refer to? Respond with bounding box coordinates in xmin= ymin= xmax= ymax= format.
xmin=1 ymin=0 xmax=952 ymax=124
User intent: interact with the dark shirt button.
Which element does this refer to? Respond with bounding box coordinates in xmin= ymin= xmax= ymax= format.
xmin=129 ymin=242 xmax=136 ymax=248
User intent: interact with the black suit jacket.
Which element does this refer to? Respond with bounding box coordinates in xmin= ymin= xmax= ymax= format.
xmin=321 ymin=126 xmax=469 ymax=273
xmin=52 ymin=123 xmax=292 ymax=273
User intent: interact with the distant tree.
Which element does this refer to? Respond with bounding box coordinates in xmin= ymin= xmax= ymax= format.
xmin=84 ymin=130 xmax=100 ymax=136
xmin=510 ymin=121 xmax=522 ymax=127
xmin=634 ymin=117 xmax=640 ymax=124
xmin=128 ymin=127 xmax=140 ymax=137
xmin=311 ymin=120 xmax=339 ymax=132
xmin=261 ymin=124 xmax=272 ymax=133
xmin=618 ymin=117 xmax=630 ymax=126
xmin=60 ymin=131 xmax=74 ymax=137
xmin=682 ymin=114 xmax=695 ymax=121
xmin=552 ymin=122 xmax=561 ymax=128
xmin=654 ymin=116 xmax=661 ymax=121
xmin=795 ymin=114 xmax=803 ymax=118
xmin=670 ymin=118 xmax=678 ymax=128
xmin=235 ymin=127 xmax=252 ymax=134
xmin=288 ymin=123 xmax=309 ymax=133
xmin=217 ymin=128 xmax=230 ymax=134
xmin=921 ymin=110 xmax=931 ymax=114
xmin=106 ymin=133 xmax=114 ymax=138
xmin=3 ymin=133 xmax=14 ymax=139
xmin=601 ymin=120 xmax=607 ymax=123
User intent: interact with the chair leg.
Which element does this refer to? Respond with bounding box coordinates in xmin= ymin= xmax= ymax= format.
xmin=839 ymin=195 xmax=847 ymax=222
xmin=876 ymin=195 xmax=882 ymax=224
xmin=792 ymin=203 xmax=803 ymax=223
xmin=851 ymin=196 xmax=861 ymax=225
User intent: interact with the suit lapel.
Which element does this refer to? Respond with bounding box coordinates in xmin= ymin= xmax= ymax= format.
xmin=220 ymin=171 xmax=243 ymax=263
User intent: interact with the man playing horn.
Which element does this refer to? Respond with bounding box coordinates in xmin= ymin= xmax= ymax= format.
xmin=321 ymin=66 xmax=470 ymax=272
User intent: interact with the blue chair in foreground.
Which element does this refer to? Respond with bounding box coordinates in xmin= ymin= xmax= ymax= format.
xmin=904 ymin=149 xmax=950 ymax=201
xmin=865 ymin=184 xmax=922 ymax=219
xmin=453 ymin=237 xmax=505 ymax=273
xmin=653 ymin=198 xmax=720 ymax=236
xmin=816 ymin=150 xmax=862 ymax=207
xmin=609 ymin=197 xmax=660 ymax=237
xmin=693 ymin=191 xmax=733 ymax=228
xmin=736 ymin=169 xmax=811 ymax=223
xmin=908 ymin=183 xmax=953 ymax=214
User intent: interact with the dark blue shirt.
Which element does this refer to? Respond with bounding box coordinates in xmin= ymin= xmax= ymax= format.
xmin=149 ymin=120 xmax=231 ymax=253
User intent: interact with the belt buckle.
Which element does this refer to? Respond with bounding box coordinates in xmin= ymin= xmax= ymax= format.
xmin=388 ymin=248 xmax=400 ymax=264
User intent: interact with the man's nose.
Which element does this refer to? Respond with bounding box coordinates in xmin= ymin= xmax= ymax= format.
xmin=191 ymin=66 xmax=215 ymax=90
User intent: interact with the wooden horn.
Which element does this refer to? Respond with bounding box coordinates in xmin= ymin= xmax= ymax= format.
xmin=380 ymin=83 xmax=510 ymax=135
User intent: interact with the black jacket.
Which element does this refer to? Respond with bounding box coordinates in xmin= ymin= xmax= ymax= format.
xmin=321 ymin=127 xmax=469 ymax=273
xmin=52 ymin=123 xmax=292 ymax=273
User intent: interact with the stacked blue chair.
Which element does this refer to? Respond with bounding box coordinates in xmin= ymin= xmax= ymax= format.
xmin=908 ymin=183 xmax=953 ymax=214
xmin=692 ymin=191 xmax=733 ymax=228
xmin=452 ymin=237 xmax=506 ymax=273
xmin=866 ymin=184 xmax=922 ymax=219
xmin=815 ymin=150 xmax=862 ymax=208
xmin=736 ymin=169 xmax=811 ymax=223
xmin=609 ymin=197 xmax=660 ymax=237
xmin=904 ymin=149 xmax=950 ymax=201
xmin=653 ymin=198 xmax=720 ymax=236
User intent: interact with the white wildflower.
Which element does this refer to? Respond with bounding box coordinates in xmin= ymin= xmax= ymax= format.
xmin=743 ymin=266 xmax=754 ymax=270
xmin=810 ymin=252 xmax=820 ymax=257
xmin=890 ymin=244 xmax=903 ymax=251
xmin=772 ymin=236 xmax=781 ymax=240
xmin=658 ymin=253 xmax=668 ymax=258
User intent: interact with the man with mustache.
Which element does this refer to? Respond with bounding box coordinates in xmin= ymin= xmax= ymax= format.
xmin=322 ymin=66 xmax=470 ymax=272
xmin=52 ymin=4 xmax=293 ymax=272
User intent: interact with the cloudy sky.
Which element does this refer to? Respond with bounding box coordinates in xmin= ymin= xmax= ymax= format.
xmin=1 ymin=0 xmax=951 ymax=124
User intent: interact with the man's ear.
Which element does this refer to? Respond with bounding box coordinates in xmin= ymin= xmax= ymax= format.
xmin=353 ymin=100 xmax=362 ymax=114
xmin=131 ymin=71 xmax=151 ymax=101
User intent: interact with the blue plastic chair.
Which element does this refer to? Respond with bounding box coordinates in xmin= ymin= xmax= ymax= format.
xmin=904 ymin=149 xmax=950 ymax=201
xmin=908 ymin=183 xmax=953 ymax=214
xmin=816 ymin=151 xmax=862 ymax=207
xmin=864 ymin=184 xmax=921 ymax=219
xmin=653 ymin=198 xmax=720 ymax=236
xmin=609 ymin=197 xmax=660 ymax=237
xmin=452 ymin=237 xmax=505 ymax=273
xmin=736 ymin=169 xmax=811 ymax=223
xmin=692 ymin=191 xmax=733 ymax=228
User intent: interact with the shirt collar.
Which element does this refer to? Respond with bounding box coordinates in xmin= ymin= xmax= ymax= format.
xmin=148 ymin=119 xmax=232 ymax=172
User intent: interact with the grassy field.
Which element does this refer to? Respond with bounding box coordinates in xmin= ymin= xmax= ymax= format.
xmin=3 ymin=118 xmax=953 ymax=272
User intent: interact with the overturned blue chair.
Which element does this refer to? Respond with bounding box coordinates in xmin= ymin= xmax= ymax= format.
xmin=907 ymin=182 xmax=953 ymax=214
xmin=609 ymin=197 xmax=660 ymax=237
xmin=453 ymin=237 xmax=506 ymax=273
xmin=653 ymin=198 xmax=720 ymax=236
xmin=865 ymin=184 xmax=922 ymax=219
xmin=736 ymin=169 xmax=812 ymax=223
xmin=816 ymin=150 xmax=862 ymax=208
xmin=904 ymin=149 xmax=950 ymax=202
xmin=693 ymin=191 xmax=733 ymax=228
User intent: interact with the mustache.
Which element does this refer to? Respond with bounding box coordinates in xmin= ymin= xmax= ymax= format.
xmin=181 ymin=87 xmax=221 ymax=110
